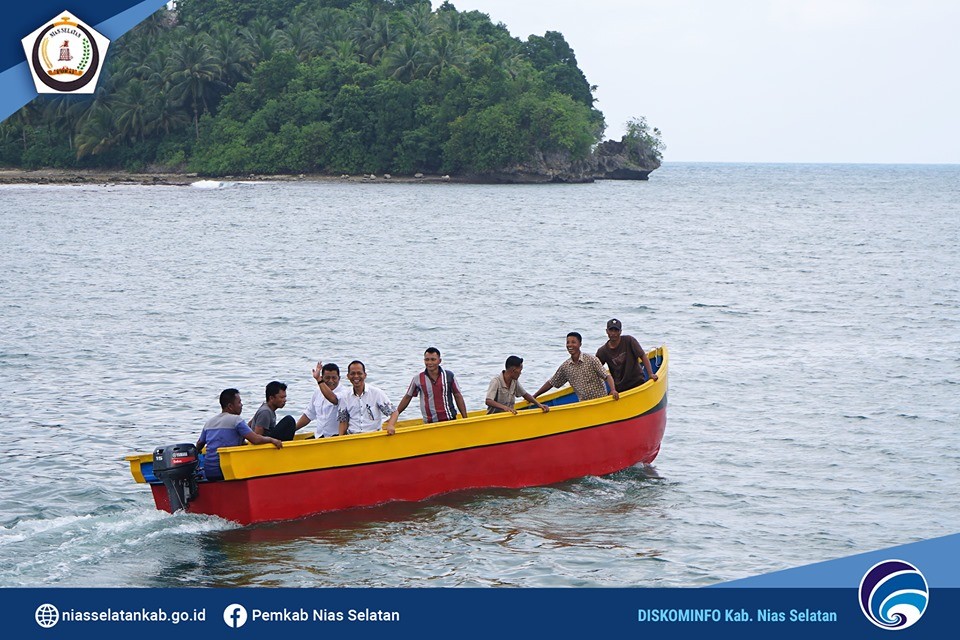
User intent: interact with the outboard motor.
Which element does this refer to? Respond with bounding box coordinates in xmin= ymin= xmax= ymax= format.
xmin=153 ymin=443 xmax=200 ymax=512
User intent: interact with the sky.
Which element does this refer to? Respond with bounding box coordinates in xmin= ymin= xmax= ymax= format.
xmin=435 ymin=0 xmax=960 ymax=163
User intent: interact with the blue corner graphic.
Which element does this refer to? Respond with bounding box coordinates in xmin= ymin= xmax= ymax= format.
xmin=714 ymin=533 xmax=960 ymax=588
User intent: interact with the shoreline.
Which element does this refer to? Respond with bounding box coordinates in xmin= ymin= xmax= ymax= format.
xmin=0 ymin=168 xmax=466 ymax=186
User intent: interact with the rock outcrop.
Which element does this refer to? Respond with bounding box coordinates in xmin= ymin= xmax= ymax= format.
xmin=466 ymin=135 xmax=661 ymax=184
xmin=581 ymin=138 xmax=661 ymax=181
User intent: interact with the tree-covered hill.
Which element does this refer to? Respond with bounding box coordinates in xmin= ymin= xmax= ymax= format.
xmin=0 ymin=0 xmax=661 ymax=178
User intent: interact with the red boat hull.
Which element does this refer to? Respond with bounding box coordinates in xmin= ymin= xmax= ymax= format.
xmin=151 ymin=404 xmax=666 ymax=525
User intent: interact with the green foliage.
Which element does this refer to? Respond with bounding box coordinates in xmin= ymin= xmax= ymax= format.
xmin=624 ymin=116 xmax=666 ymax=162
xmin=0 ymin=123 xmax=24 ymax=165
xmin=523 ymin=31 xmax=594 ymax=107
xmin=177 ymin=0 xmax=307 ymax=30
xmin=6 ymin=0 xmax=611 ymax=176
xmin=444 ymin=91 xmax=596 ymax=173
xmin=20 ymin=127 xmax=75 ymax=169
xmin=117 ymin=139 xmax=160 ymax=172
xmin=155 ymin=133 xmax=193 ymax=169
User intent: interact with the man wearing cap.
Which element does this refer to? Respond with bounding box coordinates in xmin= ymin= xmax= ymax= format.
xmin=533 ymin=332 xmax=619 ymax=402
xmin=596 ymin=318 xmax=658 ymax=393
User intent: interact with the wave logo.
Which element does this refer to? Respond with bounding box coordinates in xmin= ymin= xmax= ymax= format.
xmin=859 ymin=560 xmax=929 ymax=630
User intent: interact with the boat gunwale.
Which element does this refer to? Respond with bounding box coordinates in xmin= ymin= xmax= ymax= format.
xmin=128 ymin=346 xmax=667 ymax=483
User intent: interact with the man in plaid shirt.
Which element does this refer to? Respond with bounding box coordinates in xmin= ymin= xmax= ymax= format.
xmin=533 ymin=332 xmax=619 ymax=402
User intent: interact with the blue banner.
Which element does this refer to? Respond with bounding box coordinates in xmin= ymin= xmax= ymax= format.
xmin=7 ymin=587 xmax=958 ymax=638
xmin=4 ymin=534 xmax=958 ymax=638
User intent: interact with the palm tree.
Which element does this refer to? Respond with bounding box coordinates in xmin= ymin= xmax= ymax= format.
xmin=351 ymin=3 xmax=380 ymax=36
xmin=113 ymin=79 xmax=156 ymax=142
xmin=312 ymin=8 xmax=349 ymax=50
xmin=8 ymin=102 xmax=42 ymax=150
xmin=126 ymin=51 xmax=168 ymax=88
xmin=75 ymin=105 xmax=120 ymax=158
xmin=437 ymin=10 xmax=463 ymax=34
xmin=41 ymin=95 xmax=91 ymax=150
xmin=153 ymin=93 xmax=191 ymax=136
xmin=209 ymin=24 xmax=253 ymax=85
xmin=0 ymin=120 xmax=18 ymax=148
xmin=324 ymin=39 xmax=359 ymax=65
xmin=483 ymin=42 xmax=528 ymax=80
xmin=356 ymin=13 xmax=395 ymax=65
xmin=385 ymin=39 xmax=424 ymax=82
xmin=129 ymin=8 xmax=171 ymax=41
xmin=166 ymin=36 xmax=223 ymax=139
xmin=401 ymin=2 xmax=435 ymax=39
xmin=279 ymin=22 xmax=320 ymax=61
xmin=241 ymin=16 xmax=280 ymax=64
xmin=424 ymin=34 xmax=470 ymax=78
xmin=115 ymin=33 xmax=159 ymax=80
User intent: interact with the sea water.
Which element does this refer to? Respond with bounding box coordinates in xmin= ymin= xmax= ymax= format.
xmin=0 ymin=163 xmax=957 ymax=587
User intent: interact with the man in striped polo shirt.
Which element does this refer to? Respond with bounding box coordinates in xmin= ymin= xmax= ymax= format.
xmin=396 ymin=347 xmax=469 ymax=423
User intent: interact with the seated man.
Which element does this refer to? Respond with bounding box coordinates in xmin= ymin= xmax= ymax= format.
xmin=295 ymin=362 xmax=351 ymax=438
xmin=485 ymin=355 xmax=549 ymax=415
xmin=249 ymin=380 xmax=297 ymax=441
xmin=396 ymin=347 xmax=468 ymax=423
xmin=197 ymin=388 xmax=282 ymax=481
xmin=533 ymin=332 xmax=619 ymax=402
xmin=337 ymin=360 xmax=400 ymax=435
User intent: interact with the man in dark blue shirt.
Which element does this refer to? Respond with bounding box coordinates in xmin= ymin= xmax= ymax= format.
xmin=197 ymin=388 xmax=282 ymax=481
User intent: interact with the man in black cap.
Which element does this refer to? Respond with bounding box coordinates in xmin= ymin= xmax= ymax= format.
xmin=596 ymin=319 xmax=658 ymax=393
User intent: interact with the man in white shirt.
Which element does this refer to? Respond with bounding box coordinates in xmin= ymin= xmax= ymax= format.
xmin=337 ymin=360 xmax=400 ymax=435
xmin=295 ymin=362 xmax=351 ymax=438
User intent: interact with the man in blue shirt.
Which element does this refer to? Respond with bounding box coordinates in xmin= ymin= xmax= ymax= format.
xmin=197 ymin=388 xmax=282 ymax=481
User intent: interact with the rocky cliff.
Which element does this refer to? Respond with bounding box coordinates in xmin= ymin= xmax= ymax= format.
xmin=467 ymin=135 xmax=662 ymax=184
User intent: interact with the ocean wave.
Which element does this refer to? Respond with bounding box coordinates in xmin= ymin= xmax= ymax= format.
xmin=190 ymin=179 xmax=224 ymax=189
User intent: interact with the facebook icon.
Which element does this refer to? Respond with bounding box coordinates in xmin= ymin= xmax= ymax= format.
xmin=223 ymin=604 xmax=248 ymax=628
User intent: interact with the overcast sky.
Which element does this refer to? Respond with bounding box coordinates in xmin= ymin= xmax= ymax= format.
xmin=436 ymin=0 xmax=960 ymax=163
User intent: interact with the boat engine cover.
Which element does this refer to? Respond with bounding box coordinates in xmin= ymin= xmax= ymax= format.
xmin=153 ymin=443 xmax=199 ymax=481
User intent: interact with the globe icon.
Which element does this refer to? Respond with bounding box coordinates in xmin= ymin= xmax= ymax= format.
xmin=35 ymin=603 xmax=59 ymax=628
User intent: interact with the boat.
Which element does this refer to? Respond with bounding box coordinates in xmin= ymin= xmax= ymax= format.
xmin=126 ymin=346 xmax=668 ymax=525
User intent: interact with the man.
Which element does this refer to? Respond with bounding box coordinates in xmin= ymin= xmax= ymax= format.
xmin=596 ymin=318 xmax=658 ymax=392
xmin=337 ymin=360 xmax=400 ymax=435
xmin=249 ymin=380 xmax=297 ymax=441
xmin=533 ymin=332 xmax=619 ymax=402
xmin=396 ymin=347 xmax=468 ymax=423
xmin=485 ymin=355 xmax=550 ymax=415
xmin=197 ymin=388 xmax=282 ymax=481
xmin=295 ymin=362 xmax=351 ymax=438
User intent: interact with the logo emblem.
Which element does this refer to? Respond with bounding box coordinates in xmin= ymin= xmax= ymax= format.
xmin=859 ymin=559 xmax=929 ymax=630
xmin=223 ymin=604 xmax=248 ymax=628
xmin=35 ymin=603 xmax=60 ymax=628
xmin=21 ymin=10 xmax=110 ymax=94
